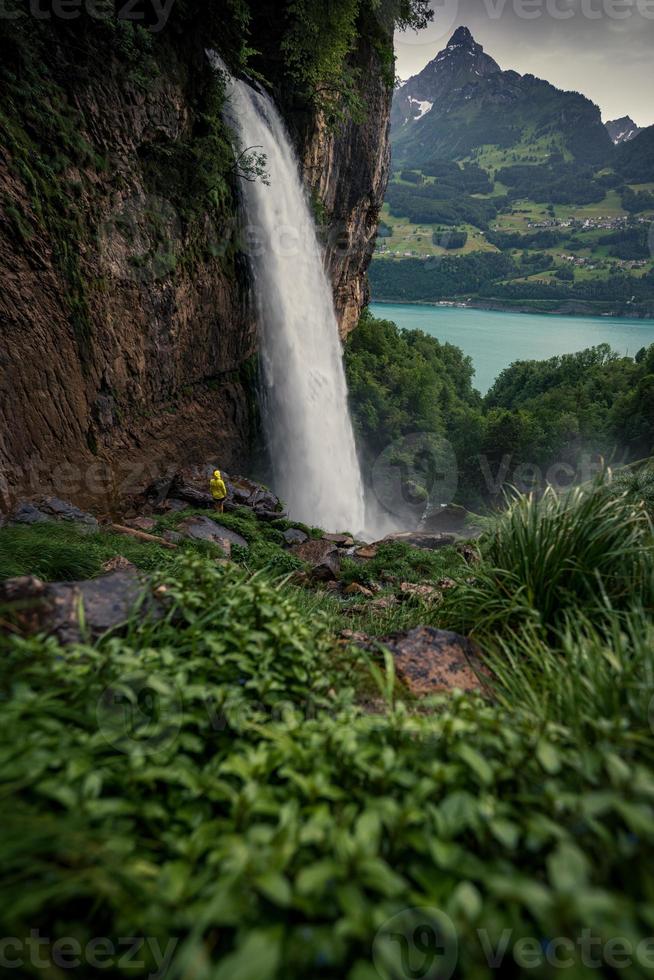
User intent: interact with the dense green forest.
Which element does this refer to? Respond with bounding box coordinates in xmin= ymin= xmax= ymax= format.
xmin=345 ymin=311 xmax=654 ymax=507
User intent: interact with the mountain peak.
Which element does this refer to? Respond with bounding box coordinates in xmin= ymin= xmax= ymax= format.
xmin=448 ymin=26 xmax=475 ymax=48
xmin=605 ymin=116 xmax=641 ymax=145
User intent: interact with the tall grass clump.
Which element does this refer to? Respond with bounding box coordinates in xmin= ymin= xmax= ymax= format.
xmin=441 ymin=476 xmax=653 ymax=642
xmin=0 ymin=523 xmax=219 ymax=582
xmin=486 ymin=609 xmax=654 ymax=737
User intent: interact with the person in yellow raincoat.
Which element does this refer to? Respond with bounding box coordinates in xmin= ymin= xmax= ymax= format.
xmin=210 ymin=469 xmax=227 ymax=513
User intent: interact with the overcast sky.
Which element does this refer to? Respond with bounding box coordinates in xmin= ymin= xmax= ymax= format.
xmin=395 ymin=0 xmax=654 ymax=127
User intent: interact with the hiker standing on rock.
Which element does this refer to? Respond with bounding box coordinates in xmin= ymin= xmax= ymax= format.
xmin=210 ymin=470 xmax=227 ymax=514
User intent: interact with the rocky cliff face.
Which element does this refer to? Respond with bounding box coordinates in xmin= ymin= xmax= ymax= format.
xmin=299 ymin=34 xmax=392 ymax=338
xmin=0 ymin=18 xmax=392 ymax=510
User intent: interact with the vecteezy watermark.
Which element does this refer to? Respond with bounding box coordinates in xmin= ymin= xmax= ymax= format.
xmin=372 ymin=910 xmax=654 ymax=978
xmin=0 ymin=0 xmax=177 ymax=33
xmin=0 ymin=933 xmax=178 ymax=977
xmin=393 ymin=0 xmax=654 ymax=58
xmin=97 ymin=675 xmax=183 ymax=756
xmin=479 ymin=0 xmax=654 ymax=21
xmin=371 ymin=433 xmax=459 ymax=525
xmin=477 ymin=928 xmax=654 ymax=971
xmin=373 ymin=908 xmax=459 ymax=980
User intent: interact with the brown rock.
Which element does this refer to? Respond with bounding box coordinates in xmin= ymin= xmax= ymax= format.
xmin=291 ymin=539 xmax=340 ymax=581
xmin=384 ymin=627 xmax=486 ymax=696
xmin=101 ymin=556 xmax=138 ymax=573
xmin=399 ymin=582 xmax=442 ymax=603
xmin=344 ymin=582 xmax=374 ymax=598
xmin=0 ymin=570 xmax=165 ymax=644
xmin=355 ymin=544 xmax=379 ymax=560
xmin=369 ymin=595 xmax=399 ymax=612
xmin=124 ymin=517 xmax=156 ymax=533
xmin=324 ymin=533 xmax=355 ymax=547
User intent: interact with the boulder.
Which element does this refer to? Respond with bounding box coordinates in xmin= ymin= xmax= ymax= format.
xmin=291 ymin=539 xmax=340 ymax=581
xmin=0 ymin=570 xmax=165 ymax=644
xmin=9 ymin=503 xmax=50 ymax=525
xmin=383 ymin=627 xmax=486 ymax=696
xmin=355 ymin=544 xmax=379 ymax=560
xmin=324 ymin=533 xmax=355 ymax=547
xmin=176 ymin=516 xmax=248 ymax=556
xmin=421 ymin=505 xmax=470 ymax=535
xmin=283 ymin=527 xmax=309 ymax=546
xmin=9 ymin=498 xmax=98 ymax=528
xmin=230 ymin=475 xmax=281 ymax=515
xmin=39 ymin=497 xmax=99 ymax=527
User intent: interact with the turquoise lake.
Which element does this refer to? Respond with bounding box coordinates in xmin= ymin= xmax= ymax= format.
xmin=369 ymin=303 xmax=654 ymax=395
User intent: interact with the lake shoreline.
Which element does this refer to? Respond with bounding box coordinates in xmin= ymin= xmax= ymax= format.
xmin=371 ymin=297 xmax=654 ymax=322
xmin=369 ymin=302 xmax=654 ymax=395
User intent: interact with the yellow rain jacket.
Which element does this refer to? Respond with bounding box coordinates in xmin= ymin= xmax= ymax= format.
xmin=210 ymin=470 xmax=227 ymax=501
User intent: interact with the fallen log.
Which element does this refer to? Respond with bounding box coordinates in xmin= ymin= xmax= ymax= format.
xmin=110 ymin=524 xmax=178 ymax=550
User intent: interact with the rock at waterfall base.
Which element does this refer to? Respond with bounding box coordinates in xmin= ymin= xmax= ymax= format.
xmin=291 ymin=539 xmax=340 ymax=581
xmin=0 ymin=570 xmax=165 ymax=644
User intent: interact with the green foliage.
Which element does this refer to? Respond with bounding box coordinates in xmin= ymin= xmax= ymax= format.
xmin=0 ymin=523 xmax=217 ymax=582
xmin=347 ymin=311 xmax=654 ymax=509
xmin=487 ymin=344 xmax=654 ymax=462
xmin=440 ymin=476 xmax=654 ymax=642
xmin=340 ymin=540 xmax=464 ymax=587
xmin=2 ymin=553 xmax=654 ymax=978
xmin=246 ymin=0 xmax=432 ymax=120
xmin=486 ymin=608 xmax=654 ymax=739
xmin=370 ymin=252 xmax=515 ymax=302
xmin=345 ymin=309 xmax=480 ymax=452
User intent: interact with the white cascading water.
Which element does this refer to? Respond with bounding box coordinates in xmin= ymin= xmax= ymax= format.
xmin=210 ymin=54 xmax=365 ymax=534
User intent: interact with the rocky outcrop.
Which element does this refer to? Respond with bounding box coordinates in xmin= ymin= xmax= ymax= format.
xmin=0 ymin=38 xmax=255 ymax=514
xmin=0 ymin=17 xmax=393 ymax=509
xmin=0 ymin=570 xmax=166 ymax=645
xmin=298 ymin=33 xmax=393 ymax=338
xmin=606 ymin=116 xmax=641 ymax=146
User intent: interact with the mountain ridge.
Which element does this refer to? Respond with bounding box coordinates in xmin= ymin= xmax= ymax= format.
xmin=391 ymin=26 xmax=613 ymax=167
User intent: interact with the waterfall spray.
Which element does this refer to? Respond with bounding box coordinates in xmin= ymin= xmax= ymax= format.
xmin=210 ymin=53 xmax=365 ymax=534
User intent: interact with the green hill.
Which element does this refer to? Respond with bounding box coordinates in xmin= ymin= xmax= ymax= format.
xmin=374 ymin=28 xmax=654 ymax=313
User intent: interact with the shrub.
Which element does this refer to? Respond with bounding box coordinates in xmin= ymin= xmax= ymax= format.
xmin=1 ymin=557 xmax=654 ymax=977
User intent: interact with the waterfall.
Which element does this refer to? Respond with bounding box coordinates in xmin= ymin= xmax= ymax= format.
xmin=210 ymin=54 xmax=365 ymax=534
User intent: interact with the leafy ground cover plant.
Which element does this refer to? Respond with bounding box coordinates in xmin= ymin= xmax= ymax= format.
xmin=1 ymin=553 xmax=654 ymax=978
